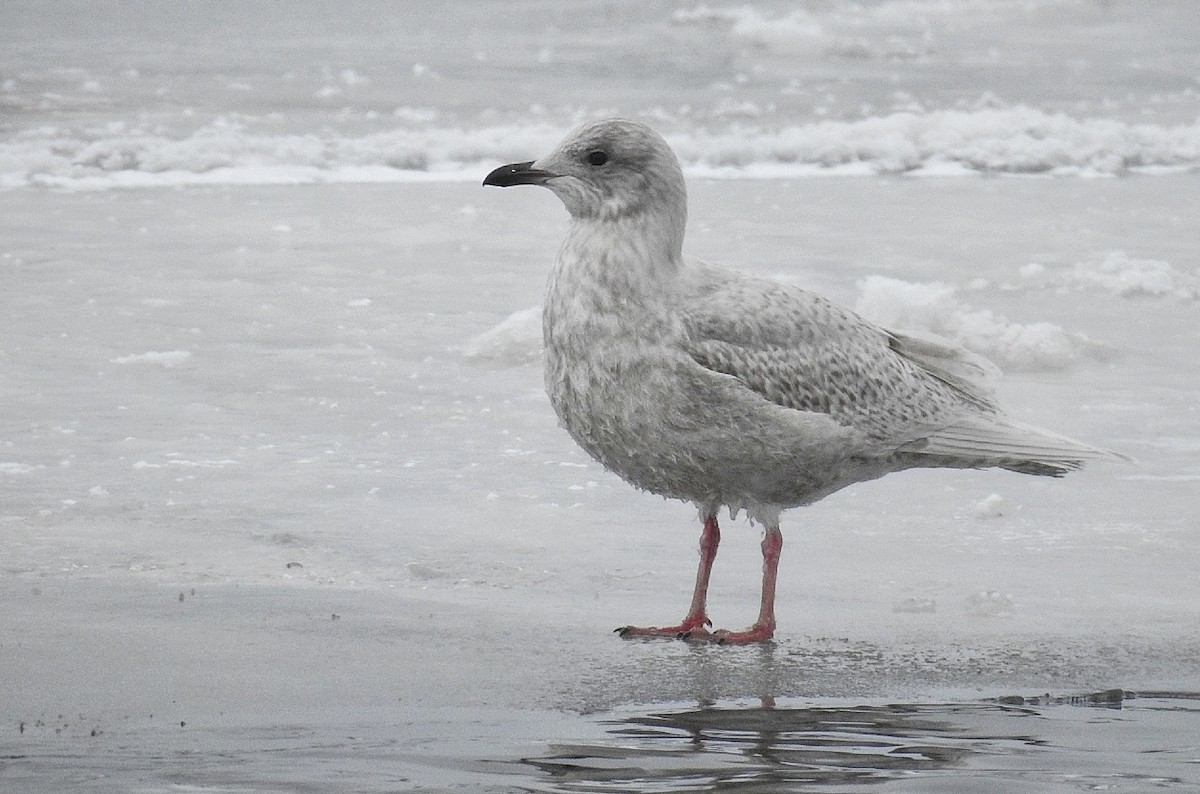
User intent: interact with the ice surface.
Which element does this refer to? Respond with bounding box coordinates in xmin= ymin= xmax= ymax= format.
xmin=3 ymin=1 xmax=1199 ymax=790
xmin=3 ymin=178 xmax=1196 ymax=699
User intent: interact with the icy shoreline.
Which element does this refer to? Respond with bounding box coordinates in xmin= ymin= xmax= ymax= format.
xmin=3 ymin=177 xmax=1195 ymax=658
xmin=4 ymin=106 xmax=1200 ymax=191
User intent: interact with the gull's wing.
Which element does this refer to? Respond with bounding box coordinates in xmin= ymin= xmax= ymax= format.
xmin=678 ymin=261 xmax=1123 ymax=473
xmin=679 ymin=261 xmax=984 ymax=440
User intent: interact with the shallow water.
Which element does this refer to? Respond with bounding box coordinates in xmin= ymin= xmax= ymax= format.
xmin=523 ymin=694 xmax=1200 ymax=793
xmin=8 ymin=693 xmax=1200 ymax=792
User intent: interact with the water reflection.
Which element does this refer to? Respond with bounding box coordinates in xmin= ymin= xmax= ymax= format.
xmin=526 ymin=702 xmax=1015 ymax=790
xmin=523 ymin=691 xmax=1200 ymax=792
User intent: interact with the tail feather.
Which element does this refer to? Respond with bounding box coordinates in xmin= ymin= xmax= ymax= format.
xmin=902 ymin=414 xmax=1131 ymax=477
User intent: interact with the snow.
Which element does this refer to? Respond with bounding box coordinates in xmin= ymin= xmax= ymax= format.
xmin=462 ymin=306 xmax=543 ymax=365
xmin=854 ymin=274 xmax=1093 ymax=370
xmin=1023 ymin=250 xmax=1200 ymax=300
xmin=109 ymin=350 xmax=193 ymax=367
xmin=972 ymin=492 xmax=1006 ymax=519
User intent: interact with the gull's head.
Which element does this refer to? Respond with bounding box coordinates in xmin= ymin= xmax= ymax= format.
xmin=483 ymin=118 xmax=686 ymax=223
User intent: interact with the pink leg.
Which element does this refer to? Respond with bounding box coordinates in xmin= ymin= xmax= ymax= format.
xmin=708 ymin=524 xmax=782 ymax=645
xmin=617 ymin=514 xmax=720 ymax=638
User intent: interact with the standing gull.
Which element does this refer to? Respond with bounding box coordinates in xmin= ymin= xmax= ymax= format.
xmin=483 ymin=119 xmax=1123 ymax=644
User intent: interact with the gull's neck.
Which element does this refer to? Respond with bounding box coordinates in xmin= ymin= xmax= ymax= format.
xmin=557 ymin=204 xmax=687 ymax=295
xmin=545 ymin=205 xmax=688 ymax=360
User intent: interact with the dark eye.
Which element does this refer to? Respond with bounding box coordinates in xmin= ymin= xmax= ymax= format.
xmin=586 ymin=150 xmax=609 ymax=166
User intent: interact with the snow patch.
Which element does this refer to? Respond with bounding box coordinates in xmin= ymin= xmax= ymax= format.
xmin=463 ymin=307 xmax=542 ymax=365
xmin=965 ymin=591 xmax=1015 ymax=618
xmin=1 ymin=462 xmax=41 ymax=475
xmin=166 ymin=459 xmax=240 ymax=469
xmin=1021 ymin=251 xmax=1200 ymax=299
xmin=893 ymin=597 xmax=937 ymax=614
xmin=855 ymin=276 xmax=1093 ymax=371
xmin=109 ymin=351 xmax=192 ymax=367
xmin=972 ymin=493 xmax=1006 ymax=520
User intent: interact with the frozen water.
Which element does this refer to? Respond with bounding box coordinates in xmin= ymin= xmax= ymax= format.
xmin=2 ymin=1 xmax=1199 ymax=790
xmin=463 ymin=306 xmax=543 ymax=365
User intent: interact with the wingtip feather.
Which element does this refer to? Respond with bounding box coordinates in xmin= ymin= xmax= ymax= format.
xmin=907 ymin=415 xmax=1130 ymax=475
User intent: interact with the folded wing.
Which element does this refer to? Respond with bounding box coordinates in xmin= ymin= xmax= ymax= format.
xmin=679 ymin=261 xmax=1125 ymax=475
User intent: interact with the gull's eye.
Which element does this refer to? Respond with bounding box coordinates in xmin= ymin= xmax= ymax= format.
xmin=585 ymin=149 xmax=609 ymax=166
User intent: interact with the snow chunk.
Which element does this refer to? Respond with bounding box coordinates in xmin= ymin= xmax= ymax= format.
xmin=1022 ymin=251 xmax=1199 ymax=299
xmin=1 ymin=462 xmax=41 ymax=475
xmin=972 ymin=493 xmax=1006 ymax=519
xmin=855 ymin=276 xmax=1090 ymax=371
xmin=109 ymin=351 xmax=192 ymax=367
xmin=405 ymin=561 xmax=451 ymax=581
xmin=463 ymin=306 xmax=542 ymax=365
xmin=166 ymin=459 xmax=240 ymax=469
xmin=893 ymin=597 xmax=937 ymax=614
xmin=1073 ymin=252 xmax=1185 ymax=296
xmin=965 ymin=591 xmax=1014 ymax=618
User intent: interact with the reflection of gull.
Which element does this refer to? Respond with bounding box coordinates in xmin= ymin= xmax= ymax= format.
xmin=484 ymin=119 xmax=1124 ymax=644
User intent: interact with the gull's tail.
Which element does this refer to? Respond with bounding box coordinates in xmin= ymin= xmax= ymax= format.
xmin=904 ymin=414 xmax=1132 ymax=477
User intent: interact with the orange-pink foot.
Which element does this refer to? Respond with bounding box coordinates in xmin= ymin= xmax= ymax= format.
xmin=617 ymin=619 xmax=775 ymax=644
xmin=681 ymin=621 xmax=775 ymax=645
xmin=713 ymin=621 xmax=775 ymax=644
xmin=616 ymin=614 xmax=710 ymax=639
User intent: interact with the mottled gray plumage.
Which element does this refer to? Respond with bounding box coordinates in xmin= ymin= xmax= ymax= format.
xmin=484 ymin=118 xmax=1122 ymax=642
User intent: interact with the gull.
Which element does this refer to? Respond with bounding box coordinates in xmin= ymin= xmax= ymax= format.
xmin=483 ymin=118 xmax=1123 ymax=644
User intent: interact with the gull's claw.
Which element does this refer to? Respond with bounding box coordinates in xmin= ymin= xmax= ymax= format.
xmin=616 ymin=615 xmax=710 ymax=640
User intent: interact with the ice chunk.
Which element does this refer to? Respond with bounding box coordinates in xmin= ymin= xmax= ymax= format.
xmin=965 ymin=591 xmax=1014 ymax=618
xmin=109 ymin=351 xmax=192 ymax=367
xmin=855 ymin=276 xmax=1091 ymax=371
xmin=972 ymin=493 xmax=1006 ymax=519
xmin=893 ymin=597 xmax=937 ymax=614
xmin=463 ymin=306 xmax=542 ymax=365
xmin=1019 ymin=251 xmax=1198 ymax=299
xmin=1 ymin=462 xmax=39 ymax=475
xmin=1070 ymin=251 xmax=1198 ymax=299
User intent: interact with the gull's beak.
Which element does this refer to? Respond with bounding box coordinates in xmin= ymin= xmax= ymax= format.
xmin=482 ymin=160 xmax=555 ymax=188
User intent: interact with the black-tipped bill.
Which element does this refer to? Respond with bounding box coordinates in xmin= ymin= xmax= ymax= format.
xmin=482 ymin=161 xmax=555 ymax=188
